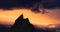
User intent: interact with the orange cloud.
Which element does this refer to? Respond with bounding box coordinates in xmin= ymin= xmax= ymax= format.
xmin=0 ymin=9 xmax=60 ymax=28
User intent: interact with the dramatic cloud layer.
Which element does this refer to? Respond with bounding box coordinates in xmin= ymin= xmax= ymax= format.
xmin=0 ymin=0 xmax=41 ymax=9
xmin=0 ymin=0 xmax=60 ymax=12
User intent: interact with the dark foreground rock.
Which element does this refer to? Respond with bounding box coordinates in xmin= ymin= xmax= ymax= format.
xmin=10 ymin=14 xmax=36 ymax=32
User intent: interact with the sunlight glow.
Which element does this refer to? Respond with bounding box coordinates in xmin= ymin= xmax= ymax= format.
xmin=0 ymin=9 xmax=60 ymax=28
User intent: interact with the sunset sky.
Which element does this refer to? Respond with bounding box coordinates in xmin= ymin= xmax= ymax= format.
xmin=0 ymin=9 xmax=60 ymax=28
xmin=0 ymin=0 xmax=60 ymax=28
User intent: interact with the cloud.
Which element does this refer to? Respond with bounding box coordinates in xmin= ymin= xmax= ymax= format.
xmin=0 ymin=0 xmax=41 ymax=12
xmin=43 ymin=0 xmax=60 ymax=9
xmin=0 ymin=0 xmax=60 ymax=12
xmin=0 ymin=0 xmax=41 ymax=9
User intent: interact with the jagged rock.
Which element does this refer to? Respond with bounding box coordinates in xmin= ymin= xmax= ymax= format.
xmin=10 ymin=14 xmax=35 ymax=32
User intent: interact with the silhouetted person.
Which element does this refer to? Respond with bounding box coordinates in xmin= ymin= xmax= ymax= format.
xmin=10 ymin=14 xmax=35 ymax=32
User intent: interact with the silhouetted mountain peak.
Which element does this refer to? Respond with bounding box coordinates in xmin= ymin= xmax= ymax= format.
xmin=10 ymin=14 xmax=35 ymax=32
xmin=19 ymin=14 xmax=23 ymax=19
xmin=15 ymin=14 xmax=23 ymax=21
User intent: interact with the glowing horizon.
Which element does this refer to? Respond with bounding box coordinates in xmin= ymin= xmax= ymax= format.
xmin=0 ymin=9 xmax=60 ymax=28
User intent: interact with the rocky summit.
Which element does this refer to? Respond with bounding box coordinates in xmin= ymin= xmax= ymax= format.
xmin=10 ymin=14 xmax=35 ymax=32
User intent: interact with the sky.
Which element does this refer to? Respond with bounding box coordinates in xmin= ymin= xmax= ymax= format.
xmin=0 ymin=9 xmax=60 ymax=28
xmin=0 ymin=0 xmax=60 ymax=28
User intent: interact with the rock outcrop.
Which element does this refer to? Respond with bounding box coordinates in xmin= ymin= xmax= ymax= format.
xmin=10 ymin=14 xmax=35 ymax=32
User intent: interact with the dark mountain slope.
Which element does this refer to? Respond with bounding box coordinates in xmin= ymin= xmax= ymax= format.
xmin=10 ymin=14 xmax=36 ymax=32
